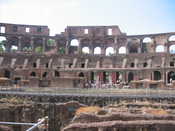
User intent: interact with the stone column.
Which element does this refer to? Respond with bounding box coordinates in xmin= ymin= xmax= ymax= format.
xmin=109 ymin=72 xmax=113 ymax=84
xmin=31 ymin=37 xmax=34 ymax=52
xmin=65 ymin=40 xmax=69 ymax=55
xmin=78 ymin=39 xmax=82 ymax=54
xmin=42 ymin=37 xmax=46 ymax=53
xmin=165 ymin=43 xmax=169 ymax=53
xmin=18 ymin=36 xmax=22 ymax=52
xmin=138 ymin=46 xmax=141 ymax=53
xmin=101 ymin=47 xmax=106 ymax=55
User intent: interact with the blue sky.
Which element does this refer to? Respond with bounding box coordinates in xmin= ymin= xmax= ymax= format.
xmin=0 ymin=0 xmax=175 ymax=35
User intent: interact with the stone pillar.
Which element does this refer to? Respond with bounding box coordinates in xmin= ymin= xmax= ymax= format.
xmin=101 ymin=47 xmax=106 ymax=55
xmin=42 ymin=38 xmax=46 ymax=53
xmin=138 ymin=46 xmax=141 ymax=53
xmin=18 ymin=36 xmax=22 ymax=52
xmin=65 ymin=41 xmax=69 ymax=55
xmin=165 ymin=43 xmax=169 ymax=53
xmin=78 ymin=39 xmax=82 ymax=54
xmin=109 ymin=72 xmax=113 ymax=84
xmin=31 ymin=37 xmax=34 ymax=52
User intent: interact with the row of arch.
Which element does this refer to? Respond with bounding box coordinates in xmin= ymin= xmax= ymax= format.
xmin=77 ymin=45 xmax=175 ymax=55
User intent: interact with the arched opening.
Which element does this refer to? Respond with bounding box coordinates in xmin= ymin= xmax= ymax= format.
xmin=119 ymin=46 xmax=126 ymax=54
xmin=70 ymin=39 xmax=79 ymax=46
xmin=128 ymin=44 xmax=138 ymax=53
xmin=4 ymin=70 xmax=11 ymax=78
xmin=54 ymin=70 xmax=60 ymax=77
xmin=143 ymin=37 xmax=152 ymax=43
xmin=169 ymin=45 xmax=175 ymax=54
xmin=130 ymin=62 xmax=135 ymax=68
xmin=128 ymin=72 xmax=134 ymax=83
xmin=79 ymin=72 xmax=84 ymax=77
xmin=115 ymin=72 xmax=122 ymax=83
xmin=156 ymin=45 xmax=164 ymax=53
xmin=169 ymin=35 xmax=175 ymax=41
xmin=90 ymin=72 xmax=95 ymax=83
xmin=21 ymin=37 xmax=32 ymax=52
xmin=14 ymin=77 xmax=21 ymax=85
xmin=8 ymin=37 xmax=19 ymax=52
xmin=153 ymin=71 xmax=161 ymax=81
xmin=47 ymin=39 xmax=56 ymax=47
xmin=103 ymin=72 xmax=110 ymax=84
xmin=0 ymin=36 xmax=6 ymax=52
xmin=30 ymin=72 xmax=36 ymax=77
xmin=143 ymin=62 xmax=148 ymax=67
xmin=42 ymin=72 xmax=48 ymax=78
xmin=70 ymin=39 xmax=79 ymax=54
xmin=105 ymin=47 xmax=114 ymax=56
xmin=82 ymin=47 xmax=90 ymax=54
xmin=34 ymin=38 xmax=43 ymax=53
xmin=167 ymin=71 xmax=175 ymax=83
xmin=94 ymin=47 xmax=101 ymax=54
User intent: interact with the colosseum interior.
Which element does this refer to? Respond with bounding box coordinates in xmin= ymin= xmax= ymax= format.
xmin=0 ymin=22 xmax=175 ymax=88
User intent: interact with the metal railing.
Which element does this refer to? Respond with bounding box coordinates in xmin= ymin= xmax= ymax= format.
xmin=0 ymin=116 xmax=48 ymax=131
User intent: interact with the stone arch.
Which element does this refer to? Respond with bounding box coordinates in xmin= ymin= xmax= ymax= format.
xmin=116 ymin=72 xmax=122 ymax=82
xmin=21 ymin=36 xmax=32 ymax=51
xmin=69 ymin=39 xmax=79 ymax=54
xmin=155 ymin=45 xmax=165 ymax=53
xmin=4 ymin=70 xmax=11 ymax=78
xmin=34 ymin=38 xmax=43 ymax=53
xmin=0 ymin=36 xmax=6 ymax=52
xmin=128 ymin=72 xmax=134 ymax=83
xmin=119 ymin=46 xmax=126 ymax=54
xmin=70 ymin=39 xmax=79 ymax=46
xmin=167 ymin=71 xmax=175 ymax=83
xmin=8 ymin=36 xmax=19 ymax=52
xmin=78 ymin=72 xmax=84 ymax=77
xmin=103 ymin=72 xmax=109 ymax=84
xmin=82 ymin=47 xmax=90 ymax=54
xmin=153 ymin=71 xmax=161 ymax=81
xmin=30 ymin=72 xmax=36 ymax=77
xmin=143 ymin=37 xmax=152 ymax=43
xmin=142 ymin=37 xmax=152 ymax=53
xmin=94 ymin=47 xmax=101 ymax=54
xmin=128 ymin=44 xmax=138 ymax=53
xmin=42 ymin=72 xmax=48 ymax=78
xmin=169 ymin=45 xmax=175 ymax=54
xmin=105 ymin=47 xmax=114 ymax=56
xmin=54 ymin=70 xmax=60 ymax=77
xmin=169 ymin=35 xmax=175 ymax=41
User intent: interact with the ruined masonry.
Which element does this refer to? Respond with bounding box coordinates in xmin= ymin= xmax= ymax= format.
xmin=0 ymin=23 xmax=175 ymax=88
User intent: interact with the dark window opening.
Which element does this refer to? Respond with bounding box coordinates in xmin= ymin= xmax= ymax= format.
xmin=143 ymin=62 xmax=148 ymax=67
xmin=30 ymin=72 xmax=36 ymax=77
xmin=54 ymin=71 xmax=60 ymax=77
xmin=14 ymin=77 xmax=21 ymax=84
xmin=170 ymin=61 xmax=174 ymax=67
xmin=4 ymin=70 xmax=11 ymax=78
xmin=69 ymin=63 xmax=73 ymax=68
xmin=45 ymin=63 xmax=49 ymax=68
xmin=128 ymin=72 xmax=134 ymax=83
xmin=79 ymin=72 xmax=84 ymax=77
xmin=33 ymin=63 xmax=37 ymax=68
xmin=153 ymin=71 xmax=161 ymax=81
xmin=42 ymin=72 xmax=47 ymax=78
xmin=130 ymin=63 xmax=135 ymax=68
xmin=90 ymin=72 xmax=94 ymax=83
xmin=81 ymin=63 xmax=85 ymax=68
xmin=37 ymin=27 xmax=42 ymax=32
xmin=13 ymin=26 xmax=18 ymax=32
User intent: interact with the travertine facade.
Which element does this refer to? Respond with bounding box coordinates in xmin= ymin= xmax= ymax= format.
xmin=0 ymin=23 xmax=175 ymax=88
